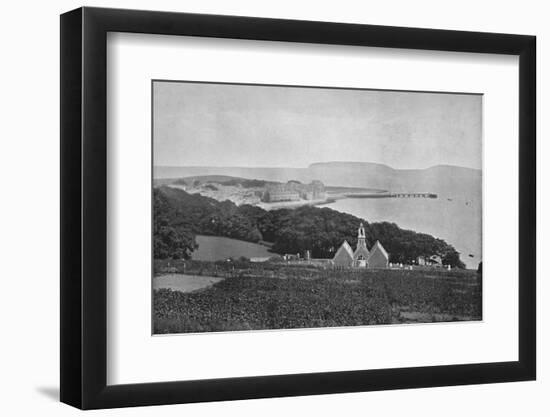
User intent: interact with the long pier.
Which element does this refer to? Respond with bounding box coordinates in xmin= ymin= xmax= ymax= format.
xmin=344 ymin=192 xmax=437 ymax=199
xmin=388 ymin=192 xmax=437 ymax=198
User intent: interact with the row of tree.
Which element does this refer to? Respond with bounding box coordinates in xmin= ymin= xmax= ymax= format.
xmin=153 ymin=186 xmax=465 ymax=268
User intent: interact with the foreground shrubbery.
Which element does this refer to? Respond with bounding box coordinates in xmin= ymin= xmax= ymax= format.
xmin=154 ymin=276 xmax=391 ymax=333
xmin=153 ymin=266 xmax=481 ymax=334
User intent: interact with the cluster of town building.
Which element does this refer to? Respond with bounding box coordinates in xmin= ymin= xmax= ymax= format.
xmin=262 ymin=180 xmax=327 ymax=203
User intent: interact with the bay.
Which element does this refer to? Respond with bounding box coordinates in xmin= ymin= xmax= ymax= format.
xmin=322 ymin=196 xmax=481 ymax=269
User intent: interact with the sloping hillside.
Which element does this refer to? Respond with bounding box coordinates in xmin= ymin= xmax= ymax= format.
xmin=192 ymin=235 xmax=273 ymax=261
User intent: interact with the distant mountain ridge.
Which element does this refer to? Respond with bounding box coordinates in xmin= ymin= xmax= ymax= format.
xmin=155 ymin=161 xmax=481 ymax=198
xmin=310 ymin=161 xmax=481 ymax=176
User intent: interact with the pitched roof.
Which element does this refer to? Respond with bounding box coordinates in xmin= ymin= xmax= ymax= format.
xmin=333 ymin=240 xmax=354 ymax=260
xmin=353 ymin=244 xmax=370 ymax=259
xmin=369 ymin=240 xmax=389 ymax=259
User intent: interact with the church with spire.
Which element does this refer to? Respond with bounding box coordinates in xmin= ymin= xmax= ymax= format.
xmin=332 ymin=223 xmax=389 ymax=269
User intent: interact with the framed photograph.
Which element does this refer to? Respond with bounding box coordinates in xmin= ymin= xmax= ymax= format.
xmin=60 ymin=7 xmax=536 ymax=409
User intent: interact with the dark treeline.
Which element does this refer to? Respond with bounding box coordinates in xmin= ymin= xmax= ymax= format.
xmin=220 ymin=178 xmax=269 ymax=188
xmin=154 ymin=186 xmax=465 ymax=268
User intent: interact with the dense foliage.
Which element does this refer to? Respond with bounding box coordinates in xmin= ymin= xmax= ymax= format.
xmin=153 ymin=265 xmax=481 ymax=333
xmin=154 ymin=186 xmax=465 ymax=267
xmin=220 ymin=178 xmax=269 ymax=188
xmin=153 ymin=190 xmax=197 ymax=259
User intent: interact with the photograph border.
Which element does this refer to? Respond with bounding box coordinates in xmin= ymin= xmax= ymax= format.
xmin=61 ymin=6 xmax=536 ymax=409
xmin=150 ymin=78 xmax=485 ymax=336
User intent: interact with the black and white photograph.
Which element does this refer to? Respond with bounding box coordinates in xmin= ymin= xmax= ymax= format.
xmin=0 ymin=0 xmax=543 ymax=413
xmin=152 ymin=81 xmax=483 ymax=334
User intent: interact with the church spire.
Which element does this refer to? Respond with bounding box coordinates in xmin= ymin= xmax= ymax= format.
xmin=357 ymin=222 xmax=367 ymax=250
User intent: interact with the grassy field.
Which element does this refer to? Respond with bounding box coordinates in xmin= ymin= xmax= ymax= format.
xmin=191 ymin=235 xmax=273 ymax=261
xmin=153 ymin=260 xmax=482 ymax=334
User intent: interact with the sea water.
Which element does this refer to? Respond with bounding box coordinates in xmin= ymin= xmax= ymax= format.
xmin=322 ymin=196 xmax=481 ymax=270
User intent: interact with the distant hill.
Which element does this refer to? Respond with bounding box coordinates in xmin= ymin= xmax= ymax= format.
xmin=309 ymin=162 xmax=481 ymax=198
xmin=155 ymin=162 xmax=481 ymax=198
xmin=155 ymin=166 xmax=307 ymax=183
xmin=152 ymin=175 xmax=274 ymax=188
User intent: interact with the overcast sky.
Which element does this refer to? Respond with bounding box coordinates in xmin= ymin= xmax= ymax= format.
xmin=153 ymin=81 xmax=482 ymax=170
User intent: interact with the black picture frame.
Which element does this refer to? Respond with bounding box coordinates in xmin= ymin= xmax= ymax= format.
xmin=60 ymin=6 xmax=536 ymax=410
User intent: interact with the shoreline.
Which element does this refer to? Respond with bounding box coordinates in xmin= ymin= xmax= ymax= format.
xmin=256 ymin=190 xmax=439 ymax=211
xmin=257 ymin=197 xmax=337 ymax=211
